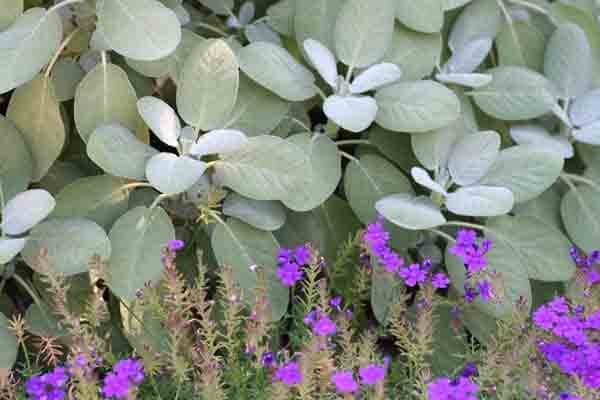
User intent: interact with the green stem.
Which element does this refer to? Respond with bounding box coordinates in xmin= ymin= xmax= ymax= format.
xmin=561 ymin=173 xmax=600 ymax=193
xmin=285 ymin=117 xmax=311 ymax=132
xmin=428 ymin=228 xmax=455 ymax=243
xmin=150 ymin=193 xmax=175 ymax=209
xmin=193 ymin=22 xmax=229 ymax=37
xmin=0 ymin=179 xmax=5 ymax=239
xmin=335 ymin=139 xmax=372 ymax=146
xmin=149 ymin=376 xmax=164 ymax=400
xmin=48 ymin=0 xmax=85 ymax=14
xmin=508 ymin=0 xmax=550 ymax=16
xmin=338 ymin=150 xmax=360 ymax=164
xmin=12 ymin=274 xmax=54 ymax=330
xmin=45 ymin=27 xmax=81 ymax=79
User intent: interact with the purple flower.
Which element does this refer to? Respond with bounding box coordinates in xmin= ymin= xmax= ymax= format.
xmin=168 ymin=239 xmax=185 ymax=252
xmin=363 ymin=215 xmax=406 ymax=273
xmin=359 ymin=364 xmax=386 ymax=385
xmin=304 ymin=310 xmax=317 ymax=326
xmin=427 ymin=377 xmax=479 ymax=400
xmin=102 ymin=359 xmax=144 ymax=399
xmin=294 ymin=245 xmax=312 ymax=266
xmin=277 ymin=262 xmax=304 ymax=287
xmin=432 ymin=273 xmax=450 ymax=289
xmin=277 ymin=248 xmax=293 ymax=264
xmin=560 ymin=393 xmax=582 ymax=400
xmin=261 ymin=352 xmax=275 ymax=368
xmin=463 ymin=284 xmax=477 ymax=303
xmin=399 ymin=263 xmax=428 ymax=287
xmin=313 ymin=315 xmax=337 ymax=337
xmin=380 ymin=250 xmax=404 ymax=273
xmin=330 ymin=296 xmax=342 ymax=311
xmin=533 ymin=305 xmax=556 ymax=330
xmin=26 ymin=367 xmax=69 ymax=400
xmin=477 ymin=280 xmax=493 ymax=302
xmin=273 ymin=362 xmax=302 ymax=386
xmin=460 ymin=363 xmax=478 ymax=379
xmin=331 ymin=371 xmax=359 ymax=393
xmin=449 ymin=229 xmax=492 ymax=274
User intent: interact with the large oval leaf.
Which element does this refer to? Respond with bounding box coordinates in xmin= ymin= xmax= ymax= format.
xmin=496 ymin=21 xmax=546 ymax=71
xmin=52 ymin=175 xmax=130 ymax=230
xmin=371 ymin=260 xmax=401 ymax=324
xmin=343 ymin=154 xmax=414 ymax=223
xmin=544 ymin=23 xmax=592 ymax=99
xmin=190 ymin=129 xmax=249 ymax=157
xmin=22 ymin=218 xmax=111 ymax=276
xmin=97 ymin=0 xmax=182 ymax=61
xmin=227 ymin=74 xmax=291 ymax=137
xmin=396 ymin=0 xmax=444 ymax=33
xmin=569 ymin=89 xmax=600 ymax=127
xmin=74 ymin=63 xmax=141 ymax=142
xmin=479 ymin=145 xmax=564 ymax=203
xmin=281 ymin=133 xmax=341 ymax=212
xmin=376 ymin=194 xmax=446 ymax=230
xmin=0 ymin=313 xmax=17 ymax=369
xmin=472 ymin=66 xmax=558 ymax=121
xmin=223 ymin=193 xmax=286 ymax=231
xmin=106 ymin=206 xmax=175 ymax=300
xmin=295 ymin=0 xmax=343 ymax=50
xmin=137 ymin=97 xmax=181 ymax=147
xmin=1 ymin=189 xmax=55 ymax=236
xmin=177 ymin=39 xmax=239 ymax=130
xmin=445 ymin=186 xmax=514 ymax=217
xmin=382 ymin=24 xmax=442 ymax=82
xmin=238 ymin=41 xmax=317 ymax=101
xmin=447 ymin=130 xmax=500 ymax=186
xmin=375 ymin=80 xmax=460 ymax=133
xmin=561 ymin=186 xmax=600 ymax=253
xmin=7 ymin=75 xmax=65 ymax=181
xmin=323 ymin=95 xmax=378 ymax=133
xmin=214 ymin=135 xmax=311 ymax=201
xmin=211 ymin=218 xmax=288 ymax=320
xmin=0 ymin=7 xmax=62 ymax=94
xmin=448 ymin=0 xmax=501 ymax=52
xmin=411 ymin=117 xmax=469 ymax=171
xmin=0 ymin=238 xmax=27 ymax=264
xmin=146 ymin=153 xmax=207 ymax=194
xmin=0 ymin=115 xmax=32 ymax=201
xmin=334 ymin=0 xmax=395 ymax=68
xmin=486 ymin=215 xmax=575 ymax=282
xmin=87 ymin=123 xmax=158 ymax=180
xmin=51 ymin=58 xmax=86 ymax=102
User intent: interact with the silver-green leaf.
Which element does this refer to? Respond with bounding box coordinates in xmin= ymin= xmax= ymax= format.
xmin=107 ymin=206 xmax=175 ymax=300
xmin=376 ymin=194 xmax=446 ymax=230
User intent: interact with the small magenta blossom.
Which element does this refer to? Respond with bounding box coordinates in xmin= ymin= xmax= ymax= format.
xmin=432 ymin=272 xmax=450 ymax=289
xmin=102 ymin=359 xmax=144 ymax=399
xmin=359 ymin=364 xmax=386 ymax=385
xmin=312 ymin=315 xmax=337 ymax=337
xmin=273 ymin=362 xmax=303 ymax=385
xmin=399 ymin=263 xmax=428 ymax=287
xmin=168 ymin=239 xmax=185 ymax=252
xmin=26 ymin=367 xmax=69 ymax=400
xmin=427 ymin=376 xmax=479 ymax=400
xmin=331 ymin=371 xmax=359 ymax=393
xmin=277 ymin=262 xmax=304 ymax=287
xmin=363 ymin=215 xmax=405 ymax=273
xmin=449 ymin=229 xmax=492 ymax=274
xmin=276 ymin=245 xmax=312 ymax=286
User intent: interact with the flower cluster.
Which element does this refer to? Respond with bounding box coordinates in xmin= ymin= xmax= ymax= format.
xmin=427 ymin=376 xmax=479 ymax=400
xmin=449 ymin=229 xmax=495 ymax=303
xmin=304 ymin=309 xmax=337 ymax=337
xmin=25 ymin=367 xmax=69 ymax=400
xmin=101 ymin=359 xmax=145 ymax=399
xmin=363 ymin=215 xmax=404 ymax=273
xmin=534 ymin=297 xmax=600 ymax=389
xmin=570 ymin=246 xmax=600 ymax=288
xmin=330 ymin=362 xmax=387 ymax=394
xmin=364 ymin=215 xmax=450 ymax=289
xmin=273 ymin=361 xmax=303 ymax=386
xmin=276 ymin=245 xmax=312 ymax=286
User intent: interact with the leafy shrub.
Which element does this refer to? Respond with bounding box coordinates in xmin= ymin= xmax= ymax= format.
xmin=0 ymin=0 xmax=600 ymax=399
